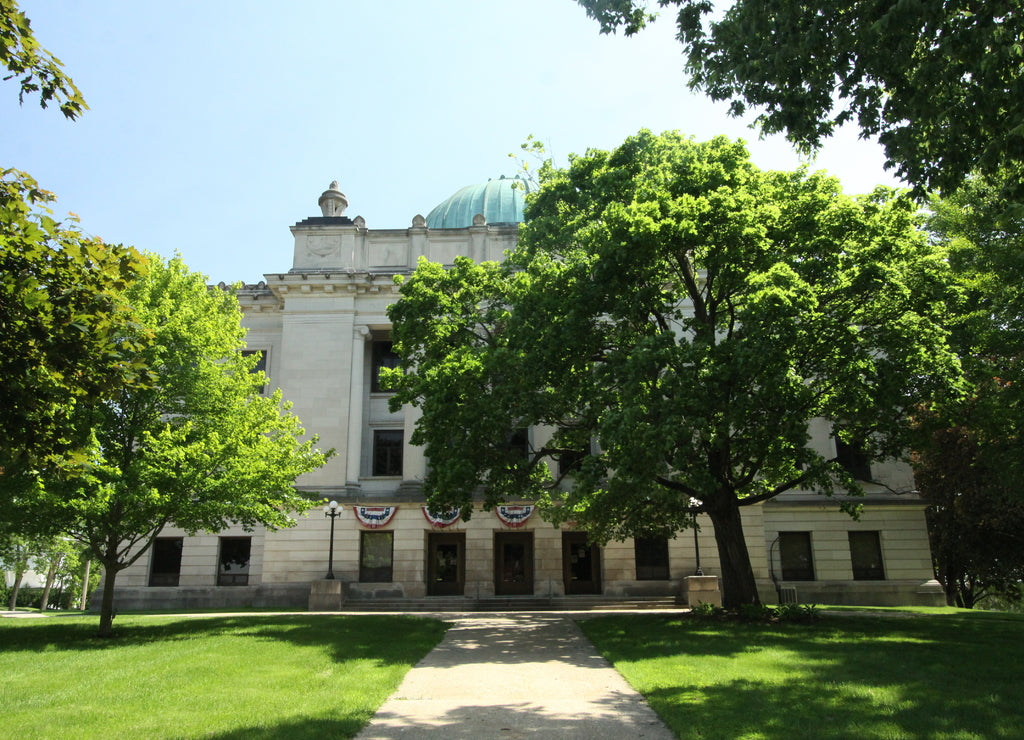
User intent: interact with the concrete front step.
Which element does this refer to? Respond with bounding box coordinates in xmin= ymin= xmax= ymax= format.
xmin=340 ymin=595 xmax=681 ymax=612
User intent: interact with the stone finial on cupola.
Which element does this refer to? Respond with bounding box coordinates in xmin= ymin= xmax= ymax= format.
xmin=318 ymin=181 xmax=349 ymax=217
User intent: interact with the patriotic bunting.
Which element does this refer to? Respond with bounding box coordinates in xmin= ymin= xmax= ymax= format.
xmin=422 ymin=507 xmax=461 ymax=528
xmin=495 ymin=505 xmax=534 ymax=528
xmin=353 ymin=505 xmax=398 ymax=528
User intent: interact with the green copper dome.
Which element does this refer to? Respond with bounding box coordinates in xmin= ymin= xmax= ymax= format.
xmin=425 ymin=175 xmax=527 ymax=228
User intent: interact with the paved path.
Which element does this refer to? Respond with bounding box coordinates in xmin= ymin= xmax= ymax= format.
xmin=0 ymin=610 xmax=51 ymax=618
xmin=355 ymin=612 xmax=677 ymax=739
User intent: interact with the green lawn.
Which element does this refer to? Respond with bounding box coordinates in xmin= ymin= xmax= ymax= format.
xmin=579 ymin=608 xmax=1024 ymax=740
xmin=0 ymin=613 xmax=448 ymax=739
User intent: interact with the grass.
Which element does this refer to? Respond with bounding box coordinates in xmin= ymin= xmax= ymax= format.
xmin=0 ymin=612 xmax=448 ymax=739
xmin=579 ymin=607 xmax=1024 ymax=740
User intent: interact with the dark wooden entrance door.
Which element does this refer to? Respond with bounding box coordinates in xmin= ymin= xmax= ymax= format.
xmin=563 ymin=532 xmax=602 ymax=594
xmin=494 ymin=531 xmax=534 ymax=595
xmin=427 ymin=532 xmax=465 ymax=596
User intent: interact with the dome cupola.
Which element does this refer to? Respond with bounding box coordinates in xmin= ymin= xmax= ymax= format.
xmin=425 ymin=175 xmax=527 ymax=229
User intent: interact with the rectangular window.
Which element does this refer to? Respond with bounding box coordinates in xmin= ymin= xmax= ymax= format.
xmin=371 ymin=340 xmax=400 ymax=392
xmin=557 ymin=450 xmax=585 ymax=478
xmin=360 ymin=531 xmax=394 ymax=582
xmin=835 ymin=435 xmax=871 ymax=481
xmin=218 ymin=537 xmax=251 ymax=586
xmin=506 ymin=428 xmax=530 ymax=463
xmin=372 ymin=430 xmax=403 ymax=476
xmin=634 ymin=537 xmax=670 ymax=580
xmin=849 ymin=531 xmax=885 ymax=580
xmin=779 ymin=532 xmax=815 ymax=581
xmin=149 ymin=537 xmax=183 ymax=587
xmin=242 ymin=349 xmax=268 ymax=393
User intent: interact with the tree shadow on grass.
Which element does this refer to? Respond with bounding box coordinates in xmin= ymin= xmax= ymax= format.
xmin=2 ymin=615 xmax=450 ymax=740
xmin=0 ymin=614 xmax=450 ymax=668
xmin=581 ymin=612 xmax=1024 ymax=739
xmin=645 ymin=671 xmax=1019 ymax=740
xmin=199 ymin=714 xmax=370 ymax=740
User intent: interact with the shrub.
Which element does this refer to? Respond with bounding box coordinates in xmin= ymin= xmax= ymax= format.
xmin=739 ymin=603 xmax=774 ymax=621
xmin=692 ymin=601 xmax=724 ymax=619
xmin=774 ymin=602 xmax=820 ymax=623
xmin=774 ymin=602 xmax=803 ymax=621
xmin=6 ymin=587 xmax=75 ymax=611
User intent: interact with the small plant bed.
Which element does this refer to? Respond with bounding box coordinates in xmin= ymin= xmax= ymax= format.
xmin=689 ymin=601 xmax=820 ymax=623
xmin=580 ymin=608 xmax=1024 ymax=739
xmin=0 ymin=613 xmax=448 ymax=739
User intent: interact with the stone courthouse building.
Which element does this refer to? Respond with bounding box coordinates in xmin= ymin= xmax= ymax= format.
xmin=109 ymin=179 xmax=945 ymax=610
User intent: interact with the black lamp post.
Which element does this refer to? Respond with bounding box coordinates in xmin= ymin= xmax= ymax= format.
xmin=691 ymin=498 xmax=704 ymax=576
xmin=323 ymin=500 xmax=341 ymax=580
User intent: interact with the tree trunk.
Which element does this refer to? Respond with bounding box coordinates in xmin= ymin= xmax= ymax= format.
xmin=39 ymin=555 xmax=63 ymax=612
xmin=934 ymin=549 xmax=961 ymax=607
xmin=79 ymin=559 xmax=91 ymax=611
xmin=97 ymin=563 xmax=118 ymax=638
xmin=7 ymin=571 xmax=24 ymax=611
xmin=959 ymin=574 xmax=977 ymax=609
xmin=705 ymin=494 xmax=761 ymax=608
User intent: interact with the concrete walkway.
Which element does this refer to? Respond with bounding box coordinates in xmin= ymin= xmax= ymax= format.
xmin=355 ymin=612 xmax=677 ymax=739
xmin=0 ymin=610 xmax=51 ymax=618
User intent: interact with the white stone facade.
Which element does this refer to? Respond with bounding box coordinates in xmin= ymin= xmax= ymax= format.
xmin=109 ymin=184 xmax=944 ymax=610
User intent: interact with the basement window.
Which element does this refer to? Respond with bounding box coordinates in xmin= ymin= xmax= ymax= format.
xmin=779 ymin=532 xmax=815 ymax=581
xmin=218 ymin=537 xmax=251 ymax=586
xmin=849 ymin=531 xmax=885 ymax=580
xmin=149 ymin=537 xmax=183 ymax=587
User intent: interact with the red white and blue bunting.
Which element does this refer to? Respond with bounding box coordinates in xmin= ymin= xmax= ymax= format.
xmin=353 ymin=506 xmax=398 ymax=529
xmin=495 ymin=505 xmax=534 ymax=528
xmin=422 ymin=507 xmax=461 ymax=528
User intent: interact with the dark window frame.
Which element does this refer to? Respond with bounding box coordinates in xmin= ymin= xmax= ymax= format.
xmin=634 ymin=536 xmax=670 ymax=580
xmin=359 ymin=531 xmax=394 ymax=582
xmin=849 ymin=531 xmax=885 ymax=580
xmin=779 ymin=531 xmax=815 ymax=581
xmin=372 ymin=429 xmax=404 ymax=477
xmin=217 ymin=536 xmax=252 ymax=586
xmin=505 ymin=428 xmax=530 ymax=464
xmin=557 ymin=448 xmax=586 ymax=478
xmin=835 ymin=435 xmax=872 ymax=481
xmin=371 ymin=340 xmax=400 ymax=393
xmin=149 ymin=537 xmax=183 ymax=587
xmin=242 ymin=348 xmax=268 ymax=393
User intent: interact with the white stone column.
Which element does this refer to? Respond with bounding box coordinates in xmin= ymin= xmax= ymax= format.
xmin=346 ymin=325 xmax=371 ymax=487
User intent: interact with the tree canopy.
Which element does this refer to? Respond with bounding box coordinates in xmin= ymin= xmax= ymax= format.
xmin=930 ymin=173 xmax=1024 ymax=451
xmin=387 ymin=130 xmax=961 ymax=607
xmin=912 ymin=172 xmax=1024 ymax=607
xmin=576 ymin=0 xmax=1024 ymax=201
xmin=29 ymin=256 xmax=331 ymax=636
xmin=1 ymin=2 xmax=136 ymax=496
xmin=0 ymin=0 xmax=87 ymax=118
xmin=0 ymin=169 xmax=150 ymax=495
xmin=914 ymin=418 xmax=1024 ymax=608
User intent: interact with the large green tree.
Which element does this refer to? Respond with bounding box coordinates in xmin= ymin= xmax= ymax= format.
xmin=914 ymin=420 xmax=1024 ymax=607
xmin=387 ymin=130 xmax=961 ymax=607
xmin=912 ymin=172 xmax=1024 ymax=607
xmin=1 ymin=171 xmax=150 ymax=496
xmin=930 ymin=173 xmax=1024 ymax=452
xmin=576 ymin=0 xmax=1024 ymax=201
xmin=1 ymin=2 xmax=146 ymax=496
xmin=28 ymin=256 xmax=331 ymax=636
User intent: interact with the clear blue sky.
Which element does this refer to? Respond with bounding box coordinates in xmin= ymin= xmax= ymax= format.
xmin=4 ymin=1 xmax=901 ymax=285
